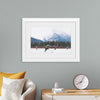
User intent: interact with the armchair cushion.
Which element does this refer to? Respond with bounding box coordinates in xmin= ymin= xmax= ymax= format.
xmin=0 ymin=78 xmax=36 ymax=100
xmin=0 ymin=71 xmax=26 ymax=96
xmin=1 ymin=77 xmax=25 ymax=100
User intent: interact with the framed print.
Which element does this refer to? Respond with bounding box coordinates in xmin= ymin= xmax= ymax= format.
xmin=22 ymin=18 xmax=80 ymax=62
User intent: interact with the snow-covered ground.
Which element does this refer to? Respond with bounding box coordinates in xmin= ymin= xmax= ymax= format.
xmin=30 ymin=48 xmax=71 ymax=54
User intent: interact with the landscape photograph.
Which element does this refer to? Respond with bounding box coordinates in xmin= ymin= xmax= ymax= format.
xmin=30 ymin=28 xmax=71 ymax=53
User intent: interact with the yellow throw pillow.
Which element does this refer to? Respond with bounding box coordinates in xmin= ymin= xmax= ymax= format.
xmin=0 ymin=71 xmax=26 ymax=96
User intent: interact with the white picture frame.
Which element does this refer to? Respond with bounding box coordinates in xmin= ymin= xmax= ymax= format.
xmin=22 ymin=18 xmax=80 ymax=62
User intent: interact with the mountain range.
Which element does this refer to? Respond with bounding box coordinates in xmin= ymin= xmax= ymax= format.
xmin=31 ymin=37 xmax=43 ymax=43
xmin=31 ymin=33 xmax=71 ymax=43
xmin=44 ymin=33 xmax=71 ymax=42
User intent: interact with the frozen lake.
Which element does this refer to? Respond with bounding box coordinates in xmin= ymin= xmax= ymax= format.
xmin=30 ymin=48 xmax=71 ymax=54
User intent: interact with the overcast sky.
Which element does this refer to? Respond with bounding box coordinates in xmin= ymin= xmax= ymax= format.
xmin=31 ymin=27 xmax=71 ymax=41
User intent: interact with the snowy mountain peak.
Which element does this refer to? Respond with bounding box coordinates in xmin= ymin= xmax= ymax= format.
xmin=44 ymin=33 xmax=71 ymax=42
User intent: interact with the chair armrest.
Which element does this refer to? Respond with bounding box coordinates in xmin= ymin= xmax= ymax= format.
xmin=21 ymin=79 xmax=36 ymax=100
